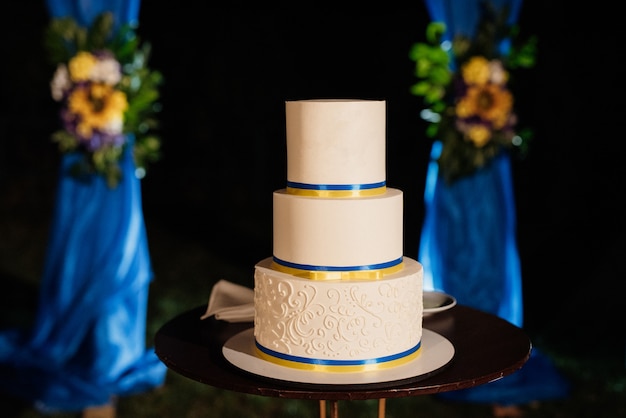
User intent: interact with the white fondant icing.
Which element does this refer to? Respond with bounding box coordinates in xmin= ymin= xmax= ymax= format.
xmin=254 ymin=257 xmax=423 ymax=362
xmin=273 ymin=188 xmax=403 ymax=269
xmin=286 ymin=99 xmax=386 ymax=186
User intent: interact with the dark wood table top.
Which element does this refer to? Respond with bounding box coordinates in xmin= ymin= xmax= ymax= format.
xmin=154 ymin=304 xmax=531 ymax=401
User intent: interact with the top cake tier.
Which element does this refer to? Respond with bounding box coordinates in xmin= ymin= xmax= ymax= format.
xmin=286 ymin=99 xmax=386 ymax=189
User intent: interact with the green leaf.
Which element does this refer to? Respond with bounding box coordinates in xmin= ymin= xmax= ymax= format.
xmin=429 ymin=47 xmax=450 ymax=66
xmin=86 ymin=12 xmax=114 ymax=50
xmin=410 ymin=81 xmax=432 ymax=97
xmin=425 ymin=123 xmax=439 ymax=138
xmin=425 ymin=22 xmax=446 ymax=44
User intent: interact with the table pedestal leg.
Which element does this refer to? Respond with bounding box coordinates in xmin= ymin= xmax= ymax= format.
xmin=319 ymin=400 xmax=339 ymax=418
xmin=319 ymin=399 xmax=385 ymax=417
xmin=330 ymin=400 xmax=338 ymax=418
xmin=378 ymin=398 xmax=386 ymax=418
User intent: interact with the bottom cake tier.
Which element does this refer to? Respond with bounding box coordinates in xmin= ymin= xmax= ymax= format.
xmin=253 ymin=257 xmax=424 ymax=372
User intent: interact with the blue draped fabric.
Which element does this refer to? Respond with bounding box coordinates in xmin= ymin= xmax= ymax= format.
xmin=0 ymin=1 xmax=166 ymax=412
xmin=419 ymin=0 xmax=569 ymax=406
xmin=46 ymin=0 xmax=140 ymax=29
xmin=421 ymin=143 xmax=523 ymax=325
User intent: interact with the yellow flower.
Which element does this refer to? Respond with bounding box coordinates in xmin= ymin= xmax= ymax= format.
xmin=455 ymin=84 xmax=513 ymax=129
xmin=68 ymin=83 xmax=128 ymax=138
xmin=461 ymin=56 xmax=490 ymax=85
xmin=68 ymin=51 xmax=97 ymax=82
xmin=466 ymin=124 xmax=491 ymax=147
xmin=455 ymin=91 xmax=477 ymax=118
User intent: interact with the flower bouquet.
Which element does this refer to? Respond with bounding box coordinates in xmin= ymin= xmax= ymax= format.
xmin=45 ymin=12 xmax=162 ymax=187
xmin=409 ymin=3 xmax=536 ymax=183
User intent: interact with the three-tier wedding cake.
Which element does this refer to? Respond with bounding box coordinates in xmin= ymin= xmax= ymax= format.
xmin=253 ymin=99 xmax=424 ymax=372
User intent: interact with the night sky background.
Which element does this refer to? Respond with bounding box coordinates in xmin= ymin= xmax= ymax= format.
xmin=1 ymin=1 xmax=623 ymax=347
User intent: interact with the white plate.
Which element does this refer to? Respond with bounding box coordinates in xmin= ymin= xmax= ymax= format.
xmin=423 ymin=291 xmax=457 ymax=315
xmin=222 ymin=328 xmax=454 ymax=385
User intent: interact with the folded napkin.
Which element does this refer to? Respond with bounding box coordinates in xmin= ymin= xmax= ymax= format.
xmin=200 ymin=279 xmax=255 ymax=322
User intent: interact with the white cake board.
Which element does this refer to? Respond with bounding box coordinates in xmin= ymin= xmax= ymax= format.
xmin=222 ymin=328 xmax=454 ymax=385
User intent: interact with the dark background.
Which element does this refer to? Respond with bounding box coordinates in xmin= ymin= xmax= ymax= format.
xmin=1 ymin=1 xmax=624 ymax=350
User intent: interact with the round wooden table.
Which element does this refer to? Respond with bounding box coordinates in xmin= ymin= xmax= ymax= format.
xmin=155 ymin=304 xmax=531 ymax=417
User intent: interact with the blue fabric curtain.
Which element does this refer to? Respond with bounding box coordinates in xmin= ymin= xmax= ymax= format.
xmin=0 ymin=1 xmax=166 ymax=412
xmin=47 ymin=0 xmax=140 ymax=29
xmin=420 ymin=143 xmax=523 ymax=326
xmin=419 ymin=0 xmax=569 ymax=406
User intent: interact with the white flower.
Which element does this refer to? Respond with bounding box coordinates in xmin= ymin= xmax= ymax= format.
xmin=90 ymin=56 xmax=122 ymax=85
xmin=102 ymin=115 xmax=124 ymax=135
xmin=50 ymin=64 xmax=70 ymax=101
xmin=488 ymin=60 xmax=508 ymax=85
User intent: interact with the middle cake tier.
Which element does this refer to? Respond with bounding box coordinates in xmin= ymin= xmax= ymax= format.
xmin=272 ymin=188 xmax=403 ymax=276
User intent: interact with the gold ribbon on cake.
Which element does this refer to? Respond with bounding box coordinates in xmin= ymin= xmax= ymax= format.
xmin=286 ymin=181 xmax=386 ymax=198
xmin=270 ymin=258 xmax=404 ymax=280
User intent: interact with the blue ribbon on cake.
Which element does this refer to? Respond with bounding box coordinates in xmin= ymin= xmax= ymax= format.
xmin=271 ymin=256 xmax=405 ymax=280
xmin=286 ymin=181 xmax=387 ymax=198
